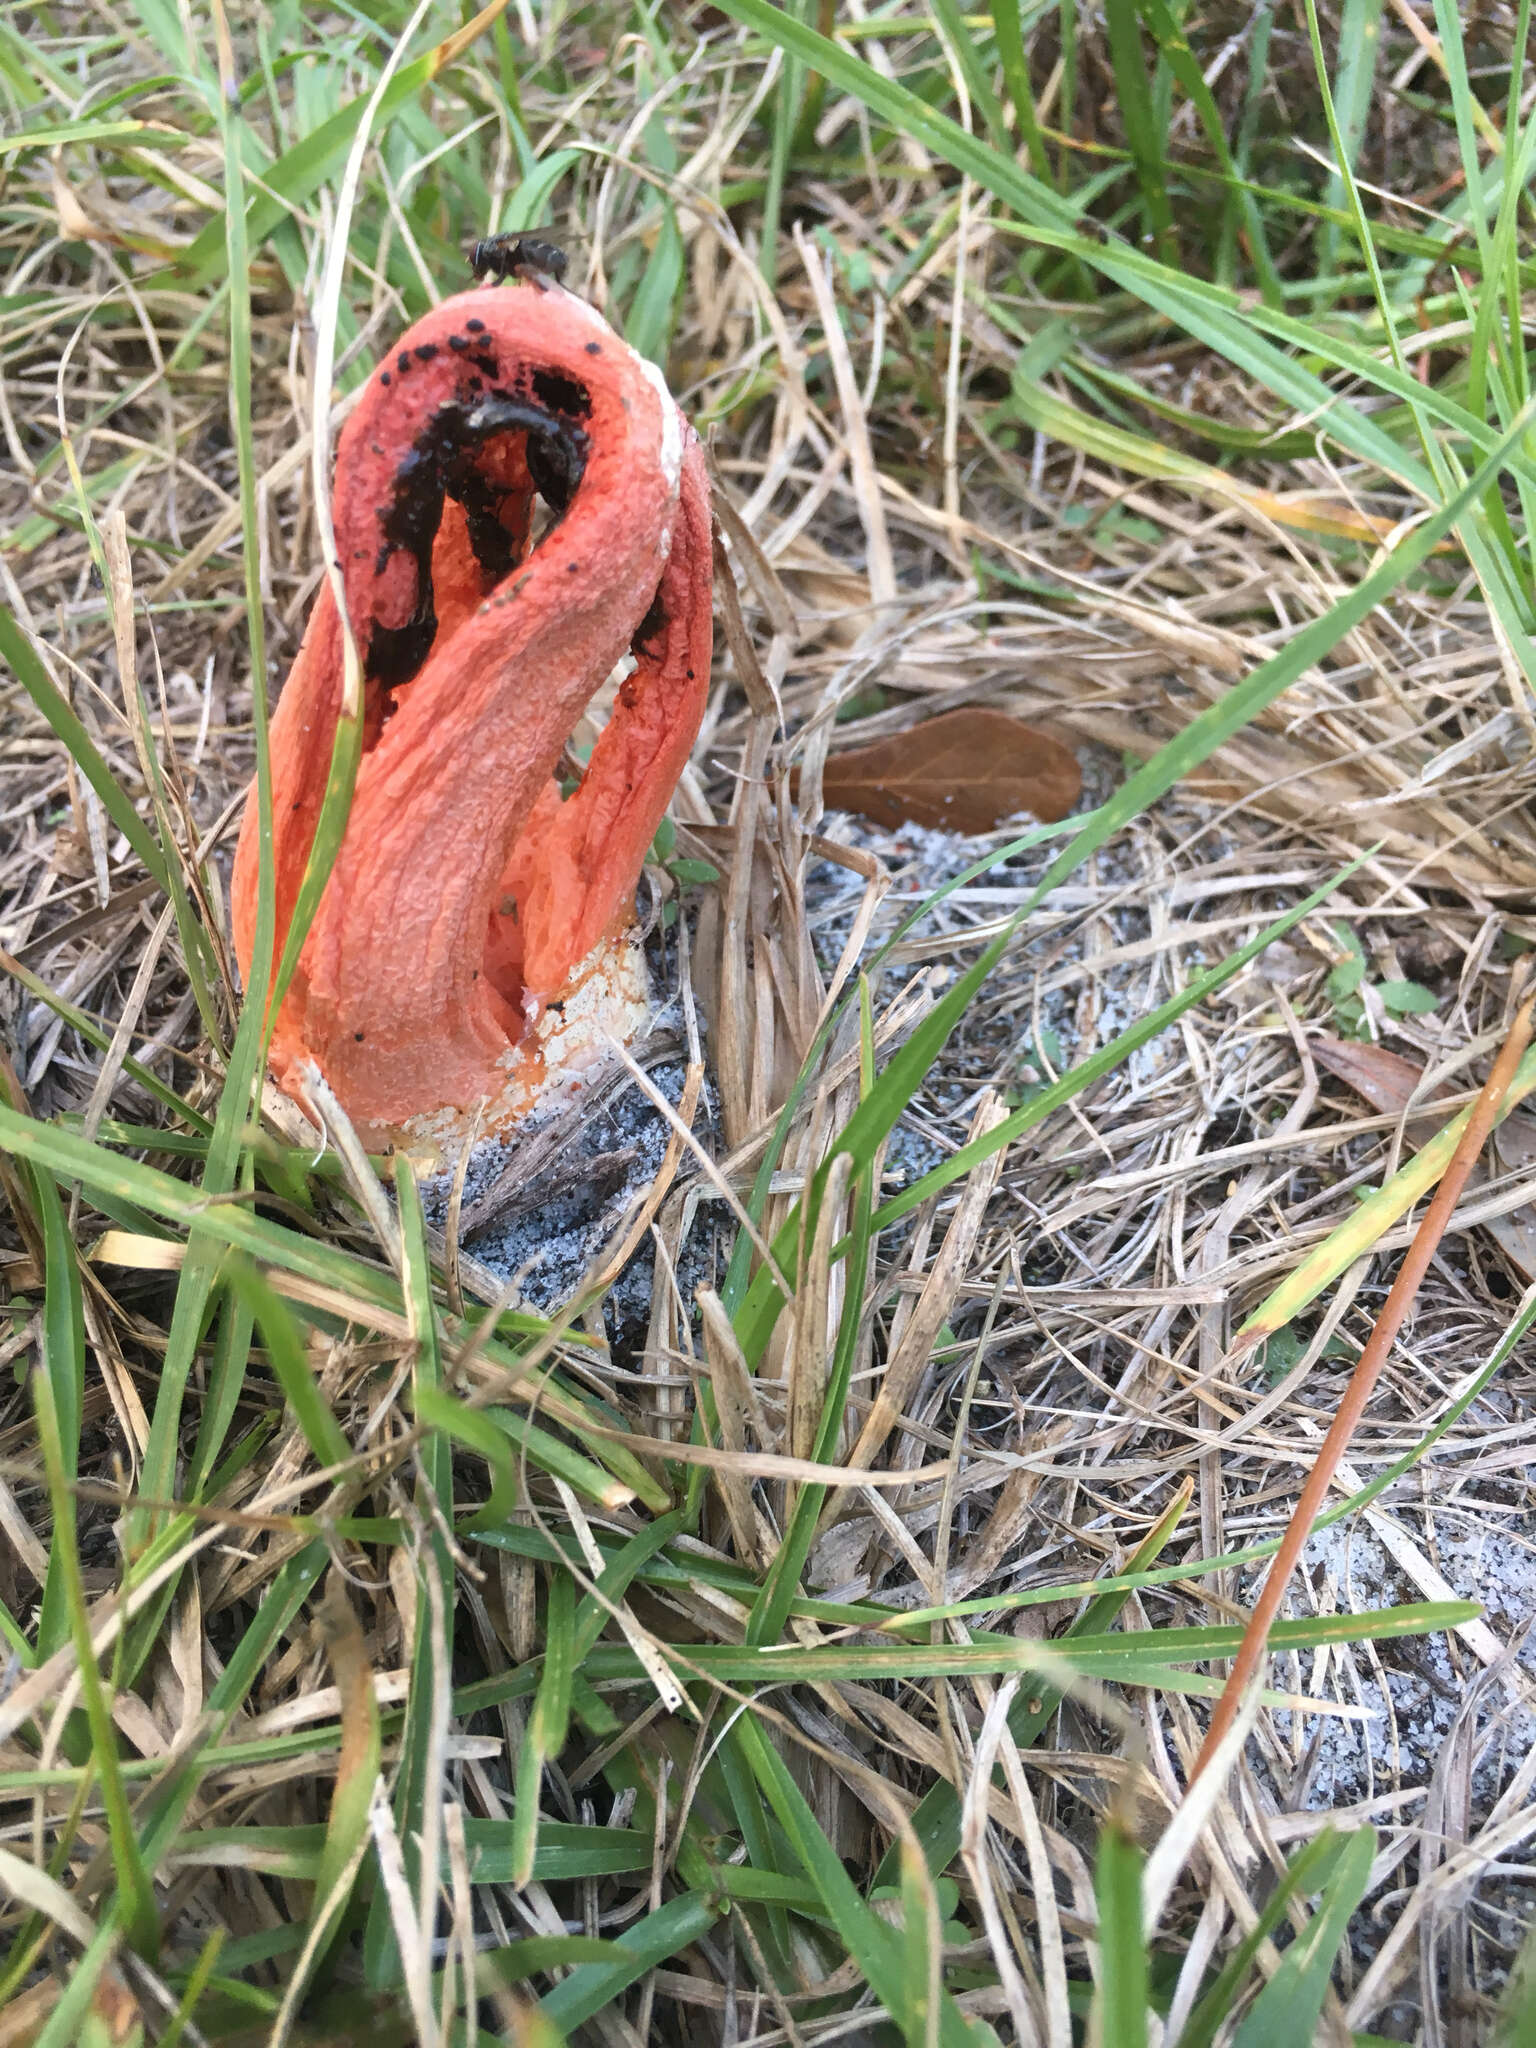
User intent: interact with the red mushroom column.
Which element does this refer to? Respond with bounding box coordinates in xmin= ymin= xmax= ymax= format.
xmin=231 ymin=284 xmax=712 ymax=1147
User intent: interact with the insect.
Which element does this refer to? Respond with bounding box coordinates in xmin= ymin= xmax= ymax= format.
xmin=469 ymin=234 xmax=568 ymax=290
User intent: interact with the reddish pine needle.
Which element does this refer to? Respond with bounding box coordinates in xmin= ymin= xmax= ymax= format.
xmin=1188 ymin=990 xmax=1536 ymax=1787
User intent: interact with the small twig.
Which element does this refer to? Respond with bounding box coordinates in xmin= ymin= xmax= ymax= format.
xmin=1188 ymin=989 xmax=1536 ymax=1786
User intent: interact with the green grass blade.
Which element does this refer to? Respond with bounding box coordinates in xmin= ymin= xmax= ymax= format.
xmin=183 ymin=1289 xmax=257 ymax=1499
xmin=420 ymin=1388 xmax=520 ymax=1533
xmin=745 ymin=1144 xmax=874 ymax=1645
xmin=1316 ymin=0 xmax=1384 ymax=294
xmin=538 ymin=1890 xmax=718 ymax=2032
xmin=476 ymin=1933 xmax=615 ymax=1981
xmin=224 ymin=1258 xmax=351 ymax=1469
xmin=175 ymin=9 xmax=507 ymax=289
xmin=566 ymin=1512 xmax=687 ymax=1663
xmin=987 ymin=0 xmax=1048 ymax=171
xmin=479 ymin=1403 xmax=654 ymax=1511
xmin=132 ymin=0 xmax=280 ymax=1555
xmin=159 ymin=1927 xmax=225 ymax=2048
xmin=1103 ymin=0 xmax=1174 ymax=259
xmin=759 ymin=25 xmax=802 ymax=286
xmin=132 ymin=1538 xmax=328 ymax=1852
xmin=1225 ymin=0 xmax=1276 ymax=286
xmin=1432 ymin=0 xmax=1519 ymax=427
xmin=1231 ymin=1828 xmax=1377 ymax=2047
xmin=31 ymin=1922 xmax=120 ymax=2048
xmin=543 ymin=1600 xmax=1476 ymax=1691
xmin=169 ymin=1818 xmax=669 ymax=1886
xmin=880 ymin=1483 xmax=1192 ymax=1886
xmin=496 ymin=146 xmax=582 ymax=235
xmin=1093 ymin=1816 xmax=1148 ymax=2048
xmin=1057 ymin=0 xmax=1078 ymax=190
xmin=710 ymin=1725 xmax=795 ymax=1971
xmin=1496 ymin=1902 xmax=1536 ymax=2046
xmin=0 ymin=606 xmax=172 ymax=896
xmin=31 ymin=1365 xmax=159 ymax=1957
xmin=872 ymin=861 xmax=1362 ymax=1234
xmin=1177 ymin=1829 xmax=1359 ymax=2048
xmin=0 ymin=17 xmax=54 ymax=97
xmin=0 ymin=950 xmax=209 ymax=1133
xmin=301 ymin=1585 xmax=383 ymax=1996
xmin=931 ymin=0 xmax=1012 ymax=155
xmin=28 ymin=1160 xmax=85 ymax=1664
xmin=512 ymin=1565 xmax=573 ymax=1884
xmin=898 ymin=1833 xmax=941 ymax=2048
xmin=264 ymin=695 xmax=362 ymax=1049
xmin=1134 ymin=0 xmax=1280 ymax=303
xmin=732 ymin=1715 xmax=975 ymax=2045
xmin=625 ymin=200 xmax=685 ymax=366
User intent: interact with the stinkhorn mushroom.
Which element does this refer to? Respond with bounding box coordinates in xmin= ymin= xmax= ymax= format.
xmin=231 ymin=282 xmax=712 ymax=1148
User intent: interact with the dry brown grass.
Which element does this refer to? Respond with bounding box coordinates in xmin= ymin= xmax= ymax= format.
xmin=3 ymin=2 xmax=1536 ymax=2040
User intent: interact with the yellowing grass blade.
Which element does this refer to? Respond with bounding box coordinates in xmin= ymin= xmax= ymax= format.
xmin=1236 ymin=1042 xmax=1536 ymax=1348
xmin=1007 ymin=377 xmax=1444 ymax=546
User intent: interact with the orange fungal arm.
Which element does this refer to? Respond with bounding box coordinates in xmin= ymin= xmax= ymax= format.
xmin=231 ymin=283 xmax=712 ymax=1136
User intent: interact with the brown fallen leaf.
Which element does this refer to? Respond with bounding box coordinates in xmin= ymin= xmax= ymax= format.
xmin=818 ymin=706 xmax=1081 ymax=834
xmin=1311 ymin=1035 xmax=1447 ymax=1117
